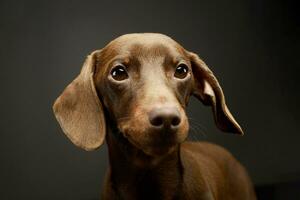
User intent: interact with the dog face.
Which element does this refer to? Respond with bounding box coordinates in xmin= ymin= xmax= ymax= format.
xmin=53 ymin=33 xmax=243 ymax=154
xmin=94 ymin=34 xmax=193 ymax=155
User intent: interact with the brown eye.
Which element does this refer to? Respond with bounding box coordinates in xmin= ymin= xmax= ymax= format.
xmin=111 ymin=65 xmax=129 ymax=81
xmin=174 ymin=63 xmax=189 ymax=79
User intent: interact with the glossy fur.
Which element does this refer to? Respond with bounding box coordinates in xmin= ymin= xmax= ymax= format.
xmin=53 ymin=33 xmax=256 ymax=200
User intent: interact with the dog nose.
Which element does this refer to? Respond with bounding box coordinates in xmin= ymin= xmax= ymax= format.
xmin=148 ymin=107 xmax=181 ymax=129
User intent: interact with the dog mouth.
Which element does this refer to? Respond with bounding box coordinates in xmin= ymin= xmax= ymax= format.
xmin=123 ymin=129 xmax=180 ymax=157
xmin=119 ymin=114 xmax=189 ymax=157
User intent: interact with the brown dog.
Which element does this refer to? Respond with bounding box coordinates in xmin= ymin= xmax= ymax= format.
xmin=53 ymin=33 xmax=256 ymax=200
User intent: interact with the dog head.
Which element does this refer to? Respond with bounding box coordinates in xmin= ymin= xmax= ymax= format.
xmin=53 ymin=33 xmax=243 ymax=156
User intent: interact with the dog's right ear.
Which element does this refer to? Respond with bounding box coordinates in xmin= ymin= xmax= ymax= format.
xmin=53 ymin=50 xmax=105 ymax=151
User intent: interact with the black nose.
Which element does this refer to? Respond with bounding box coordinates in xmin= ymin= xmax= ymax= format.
xmin=148 ymin=107 xmax=181 ymax=129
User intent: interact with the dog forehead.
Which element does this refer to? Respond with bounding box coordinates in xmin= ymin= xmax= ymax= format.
xmin=96 ymin=33 xmax=188 ymax=77
xmin=107 ymin=33 xmax=185 ymax=58
xmin=112 ymin=33 xmax=179 ymax=46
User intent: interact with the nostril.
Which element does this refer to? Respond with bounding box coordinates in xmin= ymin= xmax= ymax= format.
xmin=148 ymin=107 xmax=181 ymax=128
xmin=150 ymin=116 xmax=164 ymax=127
xmin=171 ymin=116 xmax=181 ymax=126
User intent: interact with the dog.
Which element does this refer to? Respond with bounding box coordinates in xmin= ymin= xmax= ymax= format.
xmin=53 ymin=33 xmax=256 ymax=200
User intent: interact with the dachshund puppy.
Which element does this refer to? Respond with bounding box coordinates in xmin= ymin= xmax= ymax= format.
xmin=53 ymin=33 xmax=256 ymax=200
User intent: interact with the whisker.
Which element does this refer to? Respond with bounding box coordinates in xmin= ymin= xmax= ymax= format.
xmin=117 ymin=112 xmax=145 ymax=121
xmin=189 ymin=127 xmax=202 ymax=141
xmin=187 ymin=118 xmax=208 ymax=141
xmin=117 ymin=114 xmax=209 ymax=141
xmin=188 ymin=126 xmax=199 ymax=141
xmin=191 ymin=124 xmax=207 ymax=137
xmin=188 ymin=118 xmax=207 ymax=132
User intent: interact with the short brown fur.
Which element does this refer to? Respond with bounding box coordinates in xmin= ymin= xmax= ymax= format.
xmin=53 ymin=33 xmax=256 ymax=200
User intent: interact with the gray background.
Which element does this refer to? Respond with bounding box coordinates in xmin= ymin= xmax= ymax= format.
xmin=0 ymin=0 xmax=299 ymax=199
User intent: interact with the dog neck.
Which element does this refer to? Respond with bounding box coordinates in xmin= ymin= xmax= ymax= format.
xmin=105 ymin=124 xmax=184 ymax=199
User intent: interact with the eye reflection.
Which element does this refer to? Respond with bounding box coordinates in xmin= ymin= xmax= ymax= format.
xmin=174 ymin=63 xmax=189 ymax=79
xmin=111 ymin=65 xmax=129 ymax=81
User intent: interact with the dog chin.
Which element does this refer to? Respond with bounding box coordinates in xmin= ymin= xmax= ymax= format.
xmin=142 ymin=145 xmax=177 ymax=157
xmin=141 ymin=139 xmax=179 ymax=156
xmin=126 ymin=135 xmax=176 ymax=157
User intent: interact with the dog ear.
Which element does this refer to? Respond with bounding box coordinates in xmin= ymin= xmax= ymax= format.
xmin=53 ymin=50 xmax=106 ymax=151
xmin=189 ymin=52 xmax=243 ymax=135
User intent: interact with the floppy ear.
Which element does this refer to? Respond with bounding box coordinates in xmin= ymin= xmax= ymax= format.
xmin=189 ymin=52 xmax=243 ymax=135
xmin=53 ymin=50 xmax=106 ymax=151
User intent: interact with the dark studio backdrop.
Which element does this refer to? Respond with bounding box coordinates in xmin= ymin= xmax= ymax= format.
xmin=0 ymin=0 xmax=299 ymax=199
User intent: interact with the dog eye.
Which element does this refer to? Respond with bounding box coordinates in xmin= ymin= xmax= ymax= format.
xmin=174 ymin=63 xmax=189 ymax=79
xmin=111 ymin=65 xmax=129 ymax=81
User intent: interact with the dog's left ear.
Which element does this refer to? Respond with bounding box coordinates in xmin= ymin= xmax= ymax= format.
xmin=189 ymin=52 xmax=243 ymax=135
xmin=53 ymin=50 xmax=106 ymax=151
